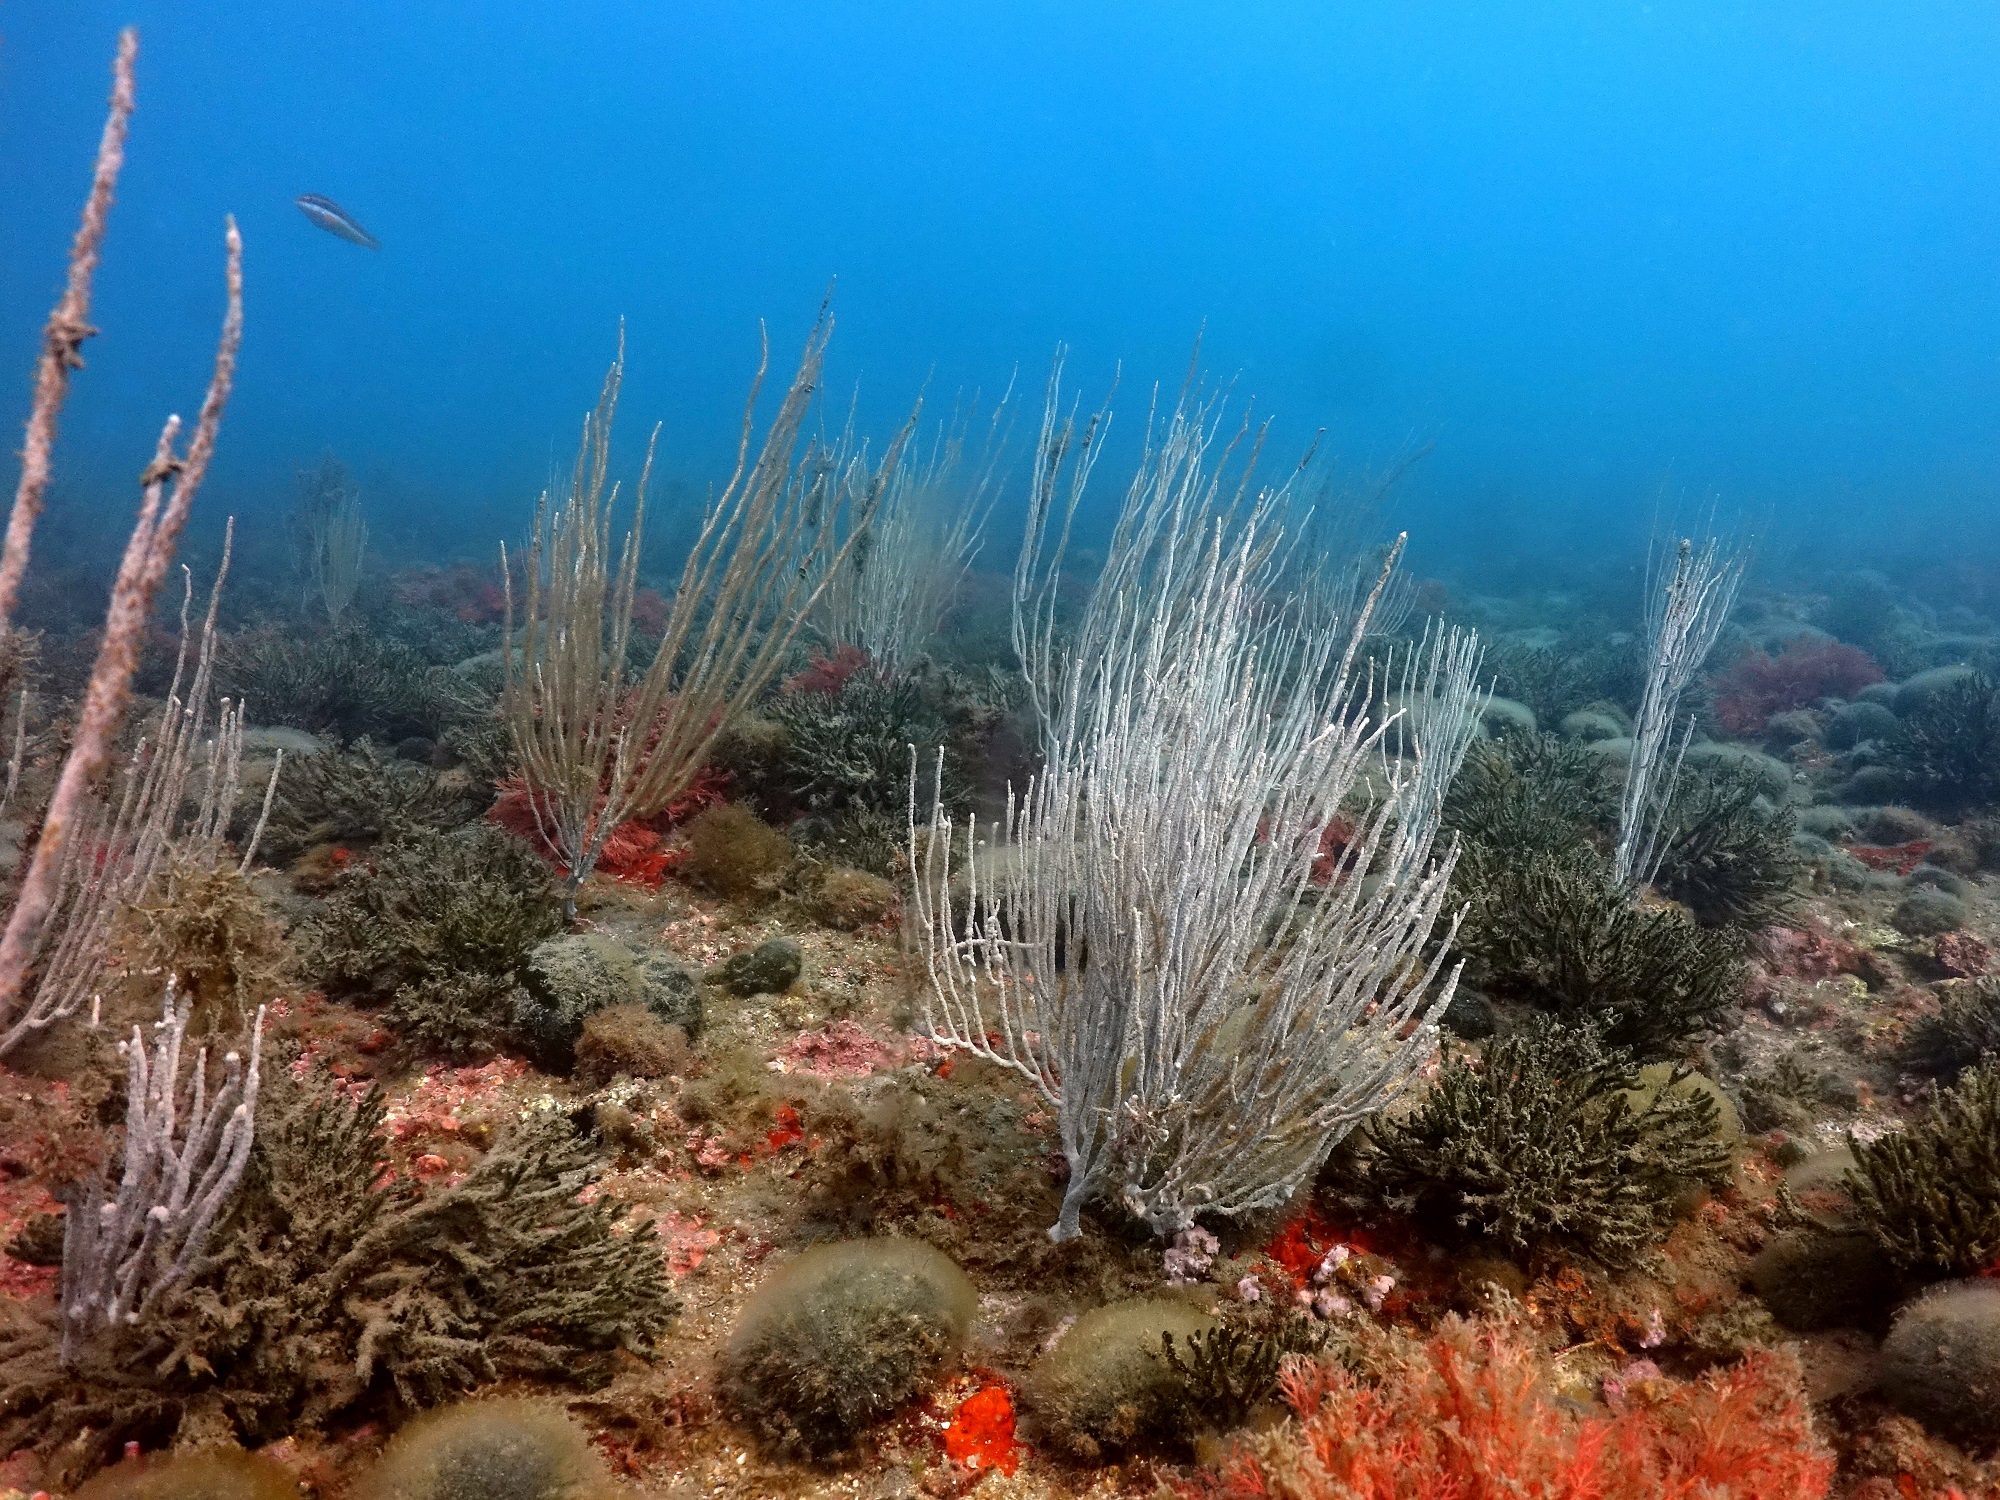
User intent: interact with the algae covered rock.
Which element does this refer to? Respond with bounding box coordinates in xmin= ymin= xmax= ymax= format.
xmin=1895 ymin=664 xmax=1984 ymax=718
xmin=806 ymin=865 xmax=896 ymax=930
xmin=357 ymin=1398 xmax=610 ymax=1500
xmin=1892 ymin=886 xmax=1967 ymax=938
xmin=1621 ymin=1063 xmax=1742 ymax=1150
xmin=517 ymin=934 xmax=702 ymax=1067
xmin=1782 ymin=1145 xmax=1862 ymax=1225
xmin=1833 ymin=765 xmax=1911 ymax=805
xmin=719 ymin=1238 xmax=976 ymax=1456
xmin=1824 ymin=699 xmax=1900 ymax=751
xmin=1879 ymin=1280 xmax=2000 ymax=1442
xmin=710 ymin=936 xmax=804 ymax=996
xmin=1796 ymin=804 xmax=1857 ymax=841
xmin=1028 ymin=1298 xmax=1214 ymax=1459
xmin=1478 ymin=696 xmax=1537 ymax=738
xmin=75 ymin=1452 xmax=297 ymax=1500
xmin=1749 ymin=1228 xmax=1900 ymax=1332
xmin=1559 ymin=707 xmax=1625 ymax=742
xmin=1682 ymin=741 xmax=1794 ymax=802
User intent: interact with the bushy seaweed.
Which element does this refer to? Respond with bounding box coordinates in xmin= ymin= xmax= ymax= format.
xmin=306 ymin=825 xmax=563 ymax=1054
xmin=1453 ymin=843 xmax=1743 ymax=1057
xmin=1651 ymin=761 xmax=1803 ymax=929
xmin=1443 ymin=731 xmax=1617 ymax=858
xmin=1482 ymin=640 xmax=1641 ymax=729
xmin=1847 ymin=1065 xmax=2000 ymax=1278
xmin=1884 ymin=671 xmax=2000 ymax=812
xmin=1444 ymin=732 xmax=1744 ymax=1054
xmin=1906 ymin=979 xmax=2000 ymax=1084
xmin=117 ymin=859 xmax=292 ymax=1023
xmin=0 ymin=1078 xmax=676 ymax=1479
xmin=727 ymin=663 xmax=998 ymax=873
xmin=225 ymin=626 xmax=490 ymax=745
xmin=1348 ymin=1017 xmax=1732 ymax=1267
xmin=263 ymin=741 xmax=485 ymax=858
xmin=1158 ymin=1317 xmax=1328 ymax=1435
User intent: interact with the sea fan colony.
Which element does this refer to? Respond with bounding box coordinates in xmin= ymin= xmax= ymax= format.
xmin=912 ymin=366 xmax=1484 ymax=1240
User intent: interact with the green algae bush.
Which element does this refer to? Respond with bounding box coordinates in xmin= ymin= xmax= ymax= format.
xmin=305 ymin=824 xmax=563 ymax=1054
xmin=0 ymin=1076 xmax=674 ymax=1479
xmin=719 ymin=1238 xmax=976 ymax=1458
xmin=1347 ymin=1016 xmax=1732 ymax=1267
xmin=356 ymin=1398 xmax=611 ymax=1500
xmin=1847 ymin=1064 xmax=2000 ymax=1278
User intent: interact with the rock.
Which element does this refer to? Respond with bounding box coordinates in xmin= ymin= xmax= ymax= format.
xmin=517 ymin=934 xmax=704 ymax=1067
xmin=710 ymin=937 xmax=804 ymax=996
xmin=1824 ymin=699 xmax=1900 ymax=752
xmin=1439 ymin=986 xmax=1497 ymax=1041
xmin=1880 ymin=1280 xmax=2000 ymax=1442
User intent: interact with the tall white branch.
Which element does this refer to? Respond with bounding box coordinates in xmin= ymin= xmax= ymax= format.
xmin=911 ymin=368 xmax=1479 ymax=1241
xmin=1615 ymin=534 xmax=1746 ymax=892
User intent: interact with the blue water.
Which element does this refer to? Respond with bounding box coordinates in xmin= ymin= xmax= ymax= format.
xmin=5 ymin=2 xmax=2000 ymax=583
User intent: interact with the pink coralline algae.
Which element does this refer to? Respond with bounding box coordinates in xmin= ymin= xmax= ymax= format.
xmin=380 ymin=1058 xmax=531 ymax=1163
xmin=771 ymin=1019 xmax=901 ymax=1078
xmin=1934 ymin=931 xmax=1993 ymax=979
xmin=1754 ymin=922 xmax=1866 ymax=982
xmin=654 ymin=1209 xmax=721 ymax=1277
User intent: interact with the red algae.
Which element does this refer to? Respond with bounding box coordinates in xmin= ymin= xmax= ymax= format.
xmin=942 ymin=1385 xmax=1019 ymax=1476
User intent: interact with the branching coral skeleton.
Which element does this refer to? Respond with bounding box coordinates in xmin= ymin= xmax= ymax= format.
xmin=59 ymin=987 xmax=266 ymax=1363
xmin=911 ymin=361 xmax=1483 ymax=1241
xmin=0 ymin=26 xmax=248 ymax=1052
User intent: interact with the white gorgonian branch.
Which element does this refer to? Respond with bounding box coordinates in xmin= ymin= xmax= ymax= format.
xmin=911 ymin=366 xmax=1480 ymax=1242
xmin=59 ymin=986 xmax=265 ymax=1363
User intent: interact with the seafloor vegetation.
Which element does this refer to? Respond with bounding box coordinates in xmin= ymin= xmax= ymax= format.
xmin=9 ymin=29 xmax=2000 ymax=1500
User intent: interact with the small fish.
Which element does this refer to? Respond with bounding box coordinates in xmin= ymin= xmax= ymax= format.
xmin=295 ymin=193 xmax=380 ymax=250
